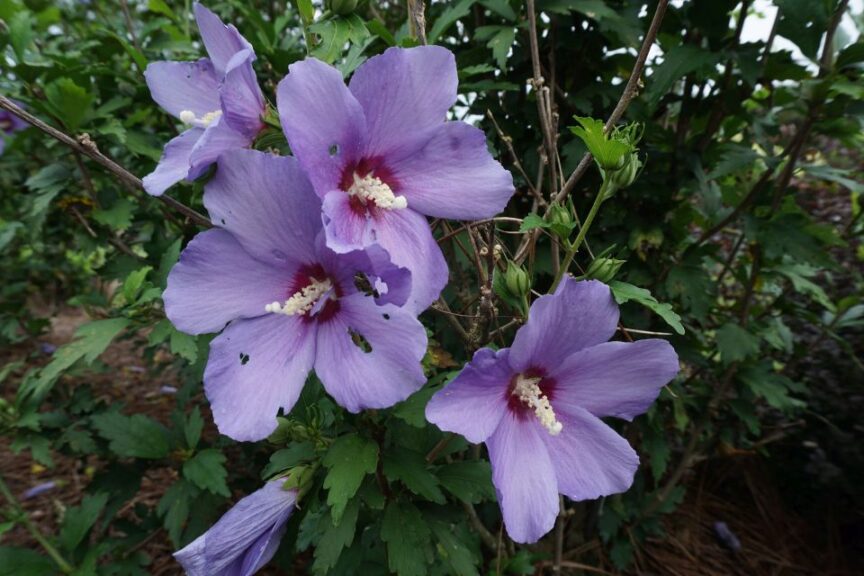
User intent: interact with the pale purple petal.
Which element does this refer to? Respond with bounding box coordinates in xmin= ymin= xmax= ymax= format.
xmin=486 ymin=412 xmax=559 ymax=544
xmin=204 ymin=150 xmax=321 ymax=268
xmin=175 ymin=481 xmax=295 ymax=576
xmin=362 ymin=207 xmax=448 ymax=314
xmin=385 ymin=122 xmax=515 ymax=220
xmin=194 ymin=3 xmax=253 ymax=76
xmin=314 ymin=293 xmax=426 ymax=412
xmin=321 ymin=191 xmax=376 ymax=253
xmin=144 ymin=59 xmax=222 ymax=120
xmin=316 ymin=240 xmax=411 ymax=308
xmin=509 ymin=278 xmax=619 ymax=373
xmin=188 ymin=118 xmax=251 ymax=178
xmin=220 ymin=49 xmax=265 ymax=139
xmin=549 ymin=340 xmax=679 ymax=421
xmin=425 ymin=348 xmax=512 ymax=443
xmin=277 ymin=58 xmax=367 ymax=195
xmin=204 ymin=315 xmax=316 ymax=441
xmin=143 ymin=128 xmax=204 ymax=196
xmin=544 ymin=407 xmax=639 ymax=502
xmin=348 ymin=45 xmax=456 ymax=157
xmin=164 ymin=229 xmax=294 ymax=335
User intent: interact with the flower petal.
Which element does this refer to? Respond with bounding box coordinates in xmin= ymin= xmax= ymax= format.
xmin=321 ymin=191 xmax=376 ymax=253
xmin=314 ymin=293 xmax=426 ymax=412
xmin=143 ymin=128 xmax=203 ymax=196
xmin=220 ymin=49 xmax=265 ymax=139
xmin=164 ymin=229 xmax=293 ymax=335
xmin=486 ymin=412 xmax=559 ymax=544
xmin=188 ymin=118 xmax=251 ymax=178
xmin=544 ymin=407 xmax=639 ymax=501
xmin=550 ymin=340 xmax=679 ymax=421
xmin=425 ymin=348 xmax=512 ymax=444
xmin=385 ymin=122 xmax=515 ymax=220
xmin=316 ymin=239 xmax=412 ymax=308
xmin=204 ymin=150 xmax=321 ymax=268
xmin=204 ymin=315 xmax=316 ymax=441
xmin=509 ymin=278 xmax=619 ymax=373
xmin=174 ymin=481 xmax=295 ymax=576
xmin=144 ymin=59 xmax=222 ymax=121
xmin=364 ymin=208 xmax=448 ymax=313
xmin=194 ymin=2 xmax=254 ymax=76
xmin=277 ymin=58 xmax=367 ymax=195
xmin=348 ymin=46 xmax=457 ymax=157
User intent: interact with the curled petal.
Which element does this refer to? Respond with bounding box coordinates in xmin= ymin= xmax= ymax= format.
xmin=144 ymin=59 xmax=222 ymax=121
xmin=194 ymin=2 xmax=254 ymax=76
xmin=143 ymin=128 xmax=204 ymax=196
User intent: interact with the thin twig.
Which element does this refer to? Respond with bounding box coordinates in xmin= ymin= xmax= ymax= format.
xmin=554 ymin=0 xmax=669 ymax=204
xmin=525 ymin=0 xmax=559 ymax=198
xmin=407 ymin=0 xmax=427 ymax=45
xmin=0 ymin=95 xmax=212 ymax=228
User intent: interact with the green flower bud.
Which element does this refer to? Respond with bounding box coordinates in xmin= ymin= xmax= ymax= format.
xmin=504 ymin=262 xmax=531 ymax=298
xmin=607 ymin=153 xmax=642 ymax=191
xmin=547 ymin=202 xmax=575 ymax=241
xmin=585 ymin=257 xmax=626 ymax=283
xmin=326 ymin=0 xmax=359 ymax=15
xmin=267 ymin=417 xmax=310 ymax=444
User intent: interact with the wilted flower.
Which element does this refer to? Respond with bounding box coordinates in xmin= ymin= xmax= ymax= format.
xmin=174 ymin=480 xmax=296 ymax=576
xmin=143 ymin=3 xmax=265 ymax=196
xmin=426 ymin=278 xmax=679 ymax=543
xmin=0 ymin=103 xmax=28 ymax=155
xmin=164 ymin=149 xmax=427 ymax=441
xmin=276 ymin=46 xmax=515 ymax=312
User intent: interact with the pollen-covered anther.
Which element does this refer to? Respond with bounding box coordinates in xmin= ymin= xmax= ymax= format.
xmin=265 ymin=278 xmax=332 ymax=316
xmin=347 ymin=172 xmax=407 ymax=210
xmin=513 ymin=374 xmax=563 ymax=436
xmin=179 ymin=109 xmax=222 ymax=128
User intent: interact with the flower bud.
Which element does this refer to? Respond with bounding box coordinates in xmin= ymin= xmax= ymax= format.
xmin=607 ymin=153 xmax=642 ymax=192
xmin=504 ymin=262 xmax=531 ymax=299
xmin=327 ymin=0 xmax=359 ymax=15
xmin=585 ymin=257 xmax=625 ymax=283
xmin=267 ymin=417 xmax=310 ymax=444
xmin=547 ymin=202 xmax=575 ymax=241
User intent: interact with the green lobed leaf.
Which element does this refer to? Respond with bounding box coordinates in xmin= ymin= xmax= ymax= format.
xmin=262 ymin=442 xmax=316 ymax=479
xmin=715 ymin=323 xmax=760 ymax=365
xmin=183 ymin=449 xmax=231 ymax=497
xmin=381 ymin=500 xmax=431 ymax=576
xmin=383 ymin=447 xmax=446 ymax=504
xmin=322 ymin=434 xmax=378 ymax=523
xmin=91 ymin=412 xmax=171 ymax=459
xmin=44 ymin=77 xmax=94 ymax=131
xmin=436 ymin=461 xmax=494 ymax=504
xmin=609 ymin=281 xmax=685 ymax=335
xmin=312 ymin=499 xmax=360 ymax=575
xmin=58 ymin=492 xmax=108 ymax=552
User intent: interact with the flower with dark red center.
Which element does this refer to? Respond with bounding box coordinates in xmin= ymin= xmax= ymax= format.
xmin=143 ymin=3 xmax=265 ymax=196
xmin=276 ymin=46 xmax=515 ymax=312
xmin=164 ymin=149 xmax=426 ymax=441
xmin=425 ymin=279 xmax=680 ymax=543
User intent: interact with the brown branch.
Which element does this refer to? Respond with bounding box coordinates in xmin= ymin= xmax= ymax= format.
xmin=0 ymin=95 xmax=212 ymax=228
xmin=553 ymin=0 xmax=669 ymax=204
xmin=526 ymin=0 xmax=559 ymax=197
xmin=407 ymin=0 xmax=427 ymax=45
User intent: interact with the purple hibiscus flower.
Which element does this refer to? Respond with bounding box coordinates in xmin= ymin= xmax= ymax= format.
xmin=164 ymin=149 xmax=427 ymax=441
xmin=425 ymin=279 xmax=679 ymax=543
xmin=276 ymin=46 xmax=515 ymax=312
xmin=174 ymin=480 xmax=296 ymax=576
xmin=0 ymin=103 xmax=29 ymax=155
xmin=143 ymin=3 xmax=265 ymax=196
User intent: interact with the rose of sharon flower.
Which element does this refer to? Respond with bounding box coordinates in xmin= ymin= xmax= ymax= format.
xmin=164 ymin=149 xmax=427 ymax=441
xmin=174 ymin=480 xmax=295 ymax=576
xmin=143 ymin=3 xmax=265 ymax=196
xmin=425 ymin=279 xmax=679 ymax=543
xmin=276 ymin=46 xmax=515 ymax=312
xmin=0 ymin=103 xmax=29 ymax=155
